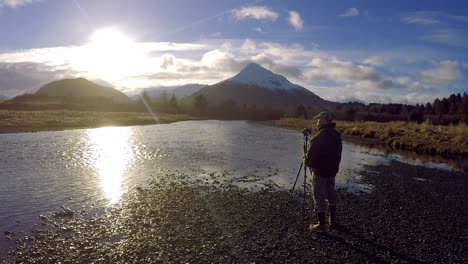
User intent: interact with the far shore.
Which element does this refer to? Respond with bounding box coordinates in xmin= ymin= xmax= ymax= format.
xmin=1 ymin=110 xmax=467 ymax=159
xmin=0 ymin=110 xmax=199 ymax=134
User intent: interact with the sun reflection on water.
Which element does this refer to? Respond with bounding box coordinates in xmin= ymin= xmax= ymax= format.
xmin=87 ymin=127 xmax=133 ymax=204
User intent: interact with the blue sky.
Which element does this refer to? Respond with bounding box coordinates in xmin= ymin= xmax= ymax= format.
xmin=0 ymin=0 xmax=467 ymax=104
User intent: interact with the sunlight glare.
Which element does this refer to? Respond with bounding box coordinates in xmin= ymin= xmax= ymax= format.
xmin=76 ymin=28 xmax=146 ymax=81
xmin=88 ymin=126 xmax=134 ymax=204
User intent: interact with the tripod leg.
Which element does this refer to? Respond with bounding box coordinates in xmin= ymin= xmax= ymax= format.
xmin=291 ymin=161 xmax=303 ymax=192
xmin=302 ymin=165 xmax=307 ymax=216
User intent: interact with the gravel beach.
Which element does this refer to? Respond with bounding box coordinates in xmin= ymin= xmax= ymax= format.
xmin=2 ymin=161 xmax=466 ymax=263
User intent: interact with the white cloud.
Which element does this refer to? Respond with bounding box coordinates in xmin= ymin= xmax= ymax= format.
xmin=208 ymin=32 xmax=221 ymax=37
xmin=0 ymin=0 xmax=40 ymax=8
xmin=362 ymin=56 xmax=384 ymax=66
xmin=395 ymin=76 xmax=412 ymax=86
xmin=160 ymin=54 xmax=174 ymax=69
xmin=402 ymin=17 xmax=439 ymax=25
xmin=421 ymin=60 xmax=463 ymax=85
xmin=232 ymin=6 xmax=279 ymax=21
xmin=287 ymin=11 xmax=303 ymax=31
xmin=463 ymin=62 xmax=468 ymax=68
xmin=402 ymin=11 xmax=468 ymax=47
xmin=241 ymin=39 xmax=256 ymax=50
xmin=402 ymin=11 xmax=468 ymax=25
xmin=253 ymin=27 xmax=264 ymax=33
xmin=340 ymin=8 xmax=359 ymax=17
xmin=420 ymin=28 xmax=468 ymax=47
xmin=306 ymin=58 xmax=380 ymax=83
xmin=0 ymin=62 xmax=79 ymax=97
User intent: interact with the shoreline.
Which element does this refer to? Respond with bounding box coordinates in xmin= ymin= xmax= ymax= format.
xmin=274 ymin=118 xmax=468 ymax=158
xmin=1 ymin=161 xmax=466 ymax=263
xmin=0 ymin=110 xmax=199 ymax=134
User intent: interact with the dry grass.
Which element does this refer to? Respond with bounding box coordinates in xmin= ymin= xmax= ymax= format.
xmin=275 ymin=118 xmax=468 ymax=157
xmin=0 ymin=110 xmax=198 ymax=134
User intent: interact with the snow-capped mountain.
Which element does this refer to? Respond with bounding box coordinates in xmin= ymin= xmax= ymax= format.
xmin=191 ymin=63 xmax=337 ymax=109
xmin=228 ymin=63 xmax=301 ymax=90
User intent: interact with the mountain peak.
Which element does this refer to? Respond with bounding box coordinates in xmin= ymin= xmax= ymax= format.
xmin=243 ymin=62 xmax=270 ymax=72
xmin=229 ymin=63 xmax=300 ymax=90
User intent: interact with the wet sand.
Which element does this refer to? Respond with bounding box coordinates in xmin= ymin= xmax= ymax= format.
xmin=2 ymin=161 xmax=466 ymax=263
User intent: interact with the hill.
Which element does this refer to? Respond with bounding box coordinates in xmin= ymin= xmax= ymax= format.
xmin=35 ymin=78 xmax=129 ymax=103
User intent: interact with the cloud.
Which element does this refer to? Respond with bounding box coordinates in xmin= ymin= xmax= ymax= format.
xmin=355 ymin=93 xmax=439 ymax=105
xmin=421 ymin=60 xmax=463 ymax=85
xmin=395 ymin=76 xmax=412 ymax=86
xmin=402 ymin=11 xmax=468 ymax=25
xmin=420 ymin=28 xmax=468 ymax=47
xmin=253 ymin=27 xmax=264 ymax=33
xmin=250 ymin=54 xmax=303 ymax=78
xmin=302 ymin=58 xmax=412 ymax=91
xmin=232 ymin=6 xmax=279 ymax=21
xmin=463 ymin=62 xmax=468 ymax=68
xmin=362 ymin=56 xmax=384 ymax=67
xmin=287 ymin=11 xmax=303 ymax=31
xmin=0 ymin=0 xmax=41 ymax=8
xmin=340 ymin=8 xmax=359 ymax=17
xmin=208 ymin=32 xmax=221 ymax=38
xmin=241 ymin=39 xmax=256 ymax=50
xmin=0 ymin=62 xmax=79 ymax=97
xmin=402 ymin=11 xmax=468 ymax=47
xmin=160 ymin=54 xmax=174 ymax=69
xmin=402 ymin=16 xmax=439 ymax=25
xmin=201 ymin=49 xmax=243 ymax=71
xmin=306 ymin=58 xmax=380 ymax=83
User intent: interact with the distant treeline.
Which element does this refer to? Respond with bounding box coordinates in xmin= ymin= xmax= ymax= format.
xmin=2 ymin=92 xmax=467 ymax=125
xmin=290 ymin=92 xmax=468 ymax=125
xmin=141 ymin=91 xmax=285 ymax=120
xmin=144 ymin=92 xmax=468 ymax=125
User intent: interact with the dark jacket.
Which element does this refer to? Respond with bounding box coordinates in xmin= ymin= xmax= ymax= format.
xmin=305 ymin=123 xmax=342 ymax=177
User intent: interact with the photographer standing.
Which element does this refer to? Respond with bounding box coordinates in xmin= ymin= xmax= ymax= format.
xmin=305 ymin=111 xmax=342 ymax=233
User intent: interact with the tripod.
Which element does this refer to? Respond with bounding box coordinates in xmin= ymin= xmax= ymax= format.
xmin=291 ymin=131 xmax=310 ymax=216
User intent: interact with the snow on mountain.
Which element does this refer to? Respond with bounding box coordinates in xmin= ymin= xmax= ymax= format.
xmin=228 ymin=63 xmax=301 ymax=90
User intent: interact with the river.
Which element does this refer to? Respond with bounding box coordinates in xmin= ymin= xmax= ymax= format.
xmin=0 ymin=120 xmax=462 ymax=252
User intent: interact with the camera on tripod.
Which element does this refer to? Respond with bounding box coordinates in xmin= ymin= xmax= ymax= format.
xmin=301 ymin=128 xmax=311 ymax=137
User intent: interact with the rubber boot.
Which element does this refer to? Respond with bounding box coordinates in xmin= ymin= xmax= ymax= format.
xmin=309 ymin=212 xmax=326 ymax=233
xmin=329 ymin=205 xmax=338 ymax=229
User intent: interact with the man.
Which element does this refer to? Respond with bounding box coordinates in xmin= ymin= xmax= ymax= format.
xmin=305 ymin=111 xmax=342 ymax=233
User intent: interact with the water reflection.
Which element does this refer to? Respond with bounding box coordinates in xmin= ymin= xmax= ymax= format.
xmin=87 ymin=127 xmax=133 ymax=203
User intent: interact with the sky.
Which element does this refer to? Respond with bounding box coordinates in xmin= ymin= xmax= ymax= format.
xmin=0 ymin=0 xmax=467 ymax=104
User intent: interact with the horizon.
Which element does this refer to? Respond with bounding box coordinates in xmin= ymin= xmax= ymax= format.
xmin=0 ymin=0 xmax=467 ymax=105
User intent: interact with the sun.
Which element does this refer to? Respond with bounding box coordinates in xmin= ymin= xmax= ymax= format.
xmin=74 ymin=28 xmax=145 ymax=81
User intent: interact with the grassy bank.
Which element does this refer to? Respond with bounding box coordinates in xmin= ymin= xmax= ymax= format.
xmin=275 ymin=118 xmax=468 ymax=157
xmin=0 ymin=110 xmax=198 ymax=134
xmin=1 ymin=164 xmax=466 ymax=263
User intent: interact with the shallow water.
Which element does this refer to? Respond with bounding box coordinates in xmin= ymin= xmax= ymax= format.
xmin=0 ymin=120 xmax=461 ymax=252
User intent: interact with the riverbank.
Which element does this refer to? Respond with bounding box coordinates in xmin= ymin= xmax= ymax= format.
xmin=274 ymin=118 xmax=468 ymax=157
xmin=2 ymin=162 xmax=466 ymax=263
xmin=0 ymin=110 xmax=198 ymax=134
